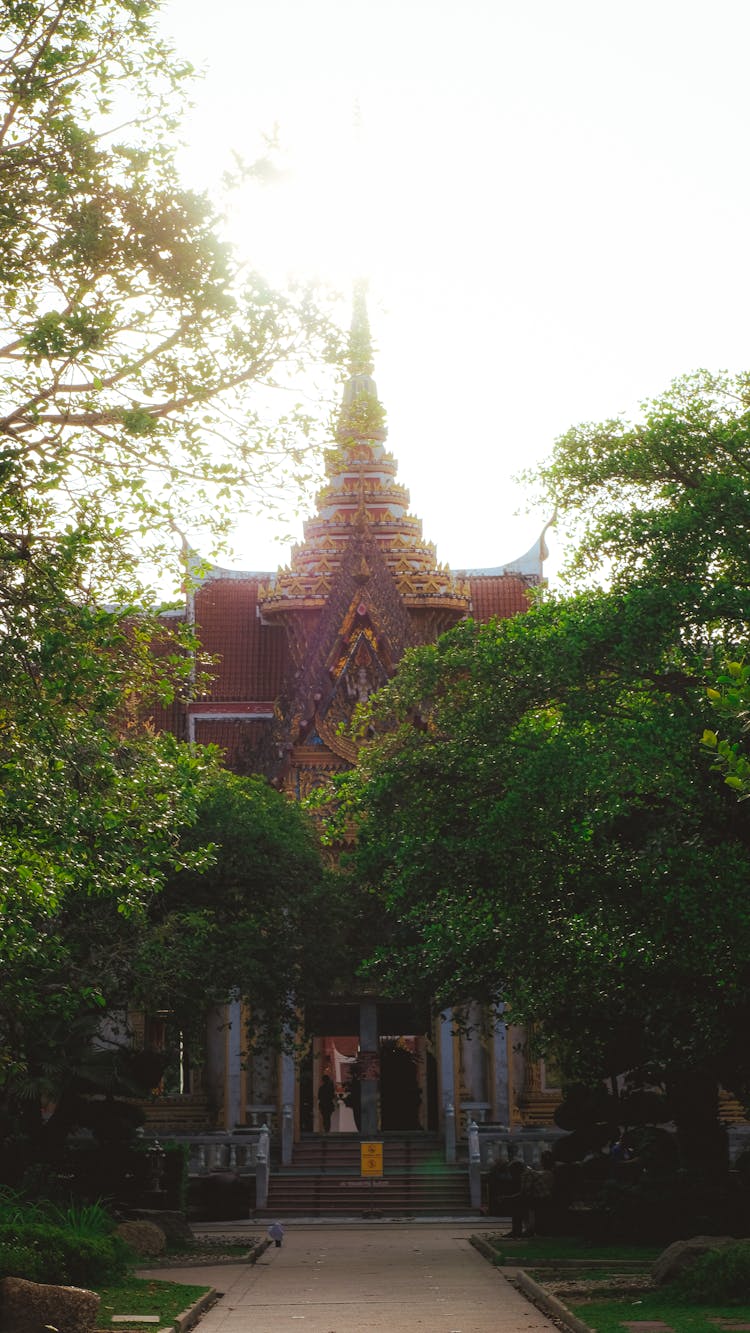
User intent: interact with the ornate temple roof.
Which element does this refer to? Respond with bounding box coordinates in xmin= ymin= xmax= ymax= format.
xmin=154 ymin=288 xmax=547 ymax=782
xmin=257 ymin=285 xmax=470 ymax=619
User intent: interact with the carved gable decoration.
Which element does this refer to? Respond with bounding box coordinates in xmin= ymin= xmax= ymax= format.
xmin=270 ymin=527 xmax=417 ymax=771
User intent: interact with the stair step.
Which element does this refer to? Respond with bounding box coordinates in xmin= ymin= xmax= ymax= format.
xmin=260 ymin=1136 xmax=471 ymax=1217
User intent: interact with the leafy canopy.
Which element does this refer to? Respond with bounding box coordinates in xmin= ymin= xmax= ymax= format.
xmin=0 ymin=0 xmax=339 ymax=567
xmin=344 ymin=369 xmax=750 ymax=1104
xmin=0 ymin=0 xmax=340 ymax=1139
xmin=133 ymin=770 xmax=351 ymax=1050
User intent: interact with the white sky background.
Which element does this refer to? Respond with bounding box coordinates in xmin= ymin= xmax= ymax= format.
xmin=158 ymin=0 xmax=750 ymax=578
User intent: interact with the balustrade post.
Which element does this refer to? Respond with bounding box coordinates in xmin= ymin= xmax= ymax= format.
xmin=255 ymin=1123 xmax=270 ymax=1211
xmin=281 ymin=1102 xmax=293 ymax=1167
xmin=444 ymin=1100 xmax=456 ymax=1164
xmin=468 ymin=1119 xmax=481 ymax=1209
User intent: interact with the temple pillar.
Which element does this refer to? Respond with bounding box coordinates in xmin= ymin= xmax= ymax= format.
xmin=224 ymin=997 xmax=243 ymax=1129
xmin=359 ymin=1000 xmax=379 ymax=1136
xmin=280 ymin=1049 xmax=296 ymax=1164
xmin=492 ymin=1004 xmax=510 ymax=1127
xmin=460 ymin=1002 xmax=486 ymax=1102
xmin=438 ymin=1008 xmax=456 ymax=1105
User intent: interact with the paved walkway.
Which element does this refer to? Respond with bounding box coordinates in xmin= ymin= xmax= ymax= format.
xmin=149 ymin=1223 xmax=560 ymax=1332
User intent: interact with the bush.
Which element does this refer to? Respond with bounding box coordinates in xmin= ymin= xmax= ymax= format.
xmin=47 ymin=1199 xmax=116 ymax=1237
xmin=673 ymin=1241 xmax=750 ymax=1304
xmin=0 ymin=1242 xmax=44 ymax=1283
xmin=0 ymin=1222 xmax=130 ymax=1285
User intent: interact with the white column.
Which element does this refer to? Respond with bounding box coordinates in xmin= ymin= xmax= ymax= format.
xmin=281 ymin=1049 xmax=296 ymax=1165
xmin=359 ymin=1001 xmax=378 ymax=1136
xmin=438 ymin=1009 xmax=456 ymax=1162
xmin=492 ymin=1003 xmax=510 ymax=1128
xmin=225 ymin=997 xmax=242 ymax=1130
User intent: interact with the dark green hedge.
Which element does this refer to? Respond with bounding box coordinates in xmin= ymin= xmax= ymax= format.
xmin=0 ymin=1222 xmax=130 ymax=1285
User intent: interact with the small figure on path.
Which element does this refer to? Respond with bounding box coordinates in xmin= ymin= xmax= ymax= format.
xmin=267 ymin=1221 xmax=284 ymax=1248
xmin=318 ymin=1073 xmax=336 ymax=1133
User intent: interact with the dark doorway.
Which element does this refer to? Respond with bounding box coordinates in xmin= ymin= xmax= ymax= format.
xmin=302 ymin=1001 xmax=438 ymax=1133
xmin=379 ymin=1037 xmax=422 ymax=1130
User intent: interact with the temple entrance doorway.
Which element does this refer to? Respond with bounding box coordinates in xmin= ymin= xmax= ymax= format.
xmin=302 ymin=1003 xmax=360 ymax=1135
xmin=378 ymin=1003 xmax=437 ymax=1133
xmin=301 ymin=1002 xmax=438 ymax=1135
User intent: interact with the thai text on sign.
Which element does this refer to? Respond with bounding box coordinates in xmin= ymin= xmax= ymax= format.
xmin=360 ymin=1141 xmax=383 ymax=1177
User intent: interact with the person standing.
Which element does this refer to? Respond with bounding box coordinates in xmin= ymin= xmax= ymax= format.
xmin=317 ymin=1073 xmax=336 ymax=1133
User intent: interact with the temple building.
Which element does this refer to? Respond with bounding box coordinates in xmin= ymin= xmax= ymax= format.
xmin=147 ymin=289 xmax=562 ymax=1150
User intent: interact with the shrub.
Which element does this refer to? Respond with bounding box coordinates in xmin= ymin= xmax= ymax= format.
xmin=0 ymin=1242 xmax=44 ymax=1283
xmin=674 ymin=1241 xmax=750 ymax=1304
xmin=47 ymin=1199 xmax=116 ymax=1237
xmin=0 ymin=1222 xmax=130 ymax=1285
xmin=0 ymin=1186 xmax=49 ymax=1228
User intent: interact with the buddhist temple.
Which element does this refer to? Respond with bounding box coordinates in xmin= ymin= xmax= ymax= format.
xmin=147 ymin=287 xmax=562 ymax=1180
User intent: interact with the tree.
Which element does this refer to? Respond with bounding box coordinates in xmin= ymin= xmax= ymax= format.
xmin=0 ymin=0 xmax=337 ymax=564
xmin=702 ymin=659 xmax=750 ymax=797
xmin=131 ymin=769 xmax=350 ymax=1052
xmin=0 ymin=0 xmax=339 ymax=1144
xmin=531 ymin=367 xmax=750 ymax=796
xmin=529 ymin=369 xmax=750 ymax=598
xmin=344 ymin=370 xmax=750 ymax=1109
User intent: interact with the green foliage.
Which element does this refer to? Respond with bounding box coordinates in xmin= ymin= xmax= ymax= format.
xmin=702 ymin=659 xmax=750 ymax=797
xmin=571 ymin=1296 xmax=750 ymax=1331
xmin=673 ymin=1242 xmax=750 ymax=1304
xmin=344 ymin=369 xmax=750 ymax=1105
xmin=0 ymin=1187 xmax=116 ymax=1240
xmin=0 ymin=1185 xmax=49 ymax=1227
xmin=132 ymin=770 xmax=347 ymax=1048
xmin=337 ymin=389 xmax=387 ymax=441
xmin=531 ymin=368 xmax=750 ymax=798
xmin=346 ymin=586 xmax=750 ymax=1100
xmin=93 ymin=1277 xmax=211 ymax=1331
xmin=0 ymin=0 xmax=338 ymax=1152
xmin=529 ymin=369 xmax=750 ymax=596
xmin=0 ymin=1221 xmax=129 ymax=1284
xmin=47 ymin=1199 xmax=116 ymax=1238
xmin=0 ymin=0 xmax=339 ymax=562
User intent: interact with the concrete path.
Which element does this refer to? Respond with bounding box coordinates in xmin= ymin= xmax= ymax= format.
xmin=150 ymin=1223 xmax=560 ymax=1332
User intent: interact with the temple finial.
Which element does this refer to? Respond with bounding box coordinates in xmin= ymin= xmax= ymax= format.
xmin=337 ymin=280 xmax=386 ymax=442
xmin=347 ymin=278 xmax=375 ymax=378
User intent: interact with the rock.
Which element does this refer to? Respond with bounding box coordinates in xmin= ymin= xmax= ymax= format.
xmin=126 ymin=1209 xmax=193 ymax=1246
xmin=652 ymin=1234 xmax=737 ymax=1285
xmin=0 ymin=1275 xmax=99 ymax=1333
xmin=114 ymin=1219 xmax=166 ymax=1257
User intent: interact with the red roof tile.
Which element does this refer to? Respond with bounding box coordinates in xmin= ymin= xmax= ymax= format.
xmin=468 ymin=575 xmax=535 ymax=621
xmin=193 ymin=578 xmax=287 ymax=701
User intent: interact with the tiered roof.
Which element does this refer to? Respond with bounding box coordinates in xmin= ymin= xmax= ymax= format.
xmin=258 ymin=285 xmax=470 ymax=622
xmin=157 ymin=287 xmax=545 ymax=783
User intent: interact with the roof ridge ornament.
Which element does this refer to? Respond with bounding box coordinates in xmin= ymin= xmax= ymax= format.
xmin=337 ymin=281 xmax=387 ymax=443
xmin=348 ymin=278 xmax=375 ymax=378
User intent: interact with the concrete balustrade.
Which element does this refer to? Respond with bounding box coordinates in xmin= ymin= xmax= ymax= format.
xmin=140 ymin=1130 xmax=264 ymax=1177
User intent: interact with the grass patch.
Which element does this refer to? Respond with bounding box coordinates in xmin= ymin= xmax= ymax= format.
xmin=139 ymin=1239 xmax=259 ymax=1268
xmin=570 ymin=1293 xmax=750 ymax=1332
xmin=482 ymin=1234 xmax=661 ymax=1265
xmin=94 ymin=1276 xmax=211 ymax=1331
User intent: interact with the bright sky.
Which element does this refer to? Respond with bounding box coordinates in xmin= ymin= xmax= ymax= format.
xmin=159 ymin=0 xmax=750 ymax=578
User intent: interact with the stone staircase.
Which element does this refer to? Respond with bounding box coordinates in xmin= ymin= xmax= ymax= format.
xmin=258 ymin=1134 xmax=472 ymax=1218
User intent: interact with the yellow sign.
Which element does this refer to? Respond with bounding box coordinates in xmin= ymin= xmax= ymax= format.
xmin=360 ymin=1141 xmax=383 ymax=1177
